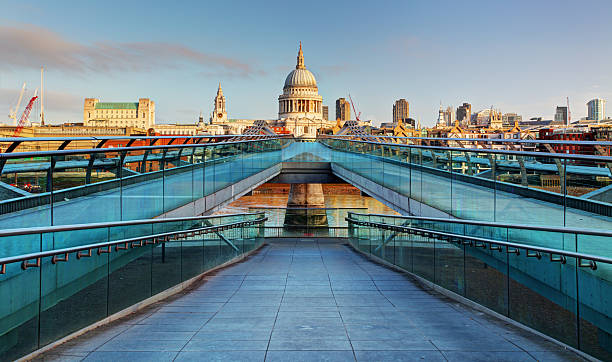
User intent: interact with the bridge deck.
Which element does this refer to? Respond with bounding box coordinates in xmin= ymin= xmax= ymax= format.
xmin=36 ymin=239 xmax=583 ymax=361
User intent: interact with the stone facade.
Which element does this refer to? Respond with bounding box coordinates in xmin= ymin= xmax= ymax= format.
xmin=154 ymin=123 xmax=202 ymax=136
xmin=196 ymin=43 xmax=335 ymax=138
xmin=84 ymin=98 xmax=155 ymax=129
xmin=275 ymin=43 xmax=334 ymax=137
xmin=211 ymin=83 xmax=228 ymax=124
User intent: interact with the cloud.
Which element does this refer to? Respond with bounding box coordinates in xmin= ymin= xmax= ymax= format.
xmin=0 ymin=87 xmax=82 ymax=123
xmin=199 ymin=68 xmax=267 ymax=80
xmin=0 ymin=25 xmax=261 ymax=77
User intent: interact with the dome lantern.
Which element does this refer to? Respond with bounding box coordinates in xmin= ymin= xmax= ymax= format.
xmin=297 ymin=41 xmax=305 ymax=69
xmin=283 ymin=42 xmax=317 ymax=89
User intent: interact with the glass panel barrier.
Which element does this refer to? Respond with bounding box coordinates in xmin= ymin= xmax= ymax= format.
xmin=324 ymin=137 xmax=612 ymax=231
xmin=0 ymin=264 xmax=40 ymax=360
xmin=163 ymin=147 xmax=193 ymax=213
xmin=0 ymin=154 xmax=52 ymax=228
xmin=0 ymin=136 xmax=287 ymax=231
xmin=122 ymin=148 xmax=162 ymax=220
xmin=0 ymin=213 xmax=266 ymax=361
xmin=346 ymin=212 xmax=612 ymax=360
xmin=39 ymin=251 xmax=110 ymax=347
xmin=577 ymin=233 xmax=612 ymax=361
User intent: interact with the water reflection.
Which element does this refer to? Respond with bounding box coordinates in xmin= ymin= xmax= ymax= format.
xmin=213 ymin=183 xmax=399 ymax=236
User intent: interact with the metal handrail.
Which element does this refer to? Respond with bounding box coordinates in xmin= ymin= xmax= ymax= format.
xmin=0 ymin=217 xmax=267 ymax=273
xmin=0 ymin=136 xmax=292 ymax=160
xmin=3 ymin=134 xmax=610 ymax=146
xmin=323 ymin=134 xmax=612 ymax=147
xmin=0 ymin=134 xmax=291 ymax=143
xmin=320 ymin=136 xmax=612 ymax=163
xmin=346 ymin=217 xmax=612 ymax=268
xmin=346 ymin=212 xmax=612 ymax=238
xmin=0 ymin=212 xmax=265 ymax=238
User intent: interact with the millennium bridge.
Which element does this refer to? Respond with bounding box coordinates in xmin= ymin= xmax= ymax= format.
xmin=0 ymin=134 xmax=611 ymax=361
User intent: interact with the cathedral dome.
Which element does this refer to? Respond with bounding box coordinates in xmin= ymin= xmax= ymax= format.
xmin=284 ymin=68 xmax=317 ymax=88
xmin=283 ymin=42 xmax=317 ymax=90
xmin=278 ymin=42 xmax=323 ymax=123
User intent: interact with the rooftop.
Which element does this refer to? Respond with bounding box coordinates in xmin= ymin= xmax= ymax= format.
xmin=95 ymin=102 xmax=139 ymax=110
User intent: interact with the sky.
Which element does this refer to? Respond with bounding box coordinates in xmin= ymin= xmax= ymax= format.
xmin=0 ymin=0 xmax=611 ymax=127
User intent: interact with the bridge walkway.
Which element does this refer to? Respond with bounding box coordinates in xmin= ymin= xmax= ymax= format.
xmin=35 ymin=239 xmax=584 ymax=361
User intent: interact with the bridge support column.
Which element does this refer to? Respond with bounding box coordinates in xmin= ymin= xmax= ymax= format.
xmin=487 ymin=154 xmax=496 ymax=180
xmin=287 ymin=183 xmax=325 ymax=207
xmin=517 ymin=156 xmax=528 ymax=186
xmin=285 ymin=183 xmax=327 ymax=228
xmin=464 ymin=152 xmax=474 ymax=176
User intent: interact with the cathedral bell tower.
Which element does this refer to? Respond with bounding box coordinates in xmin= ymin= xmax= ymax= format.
xmin=211 ymin=83 xmax=227 ymax=124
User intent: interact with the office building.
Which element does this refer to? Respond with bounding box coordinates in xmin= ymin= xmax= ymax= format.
xmin=336 ymin=98 xmax=351 ymax=121
xmin=587 ymin=98 xmax=606 ymax=121
xmin=456 ymin=102 xmax=472 ymax=125
xmin=393 ymin=99 xmax=409 ymax=123
xmin=322 ymin=105 xmax=328 ymax=121
xmin=554 ymin=106 xmax=568 ymax=125
xmin=503 ymin=113 xmax=522 ymax=126
xmin=444 ymin=106 xmax=455 ymax=126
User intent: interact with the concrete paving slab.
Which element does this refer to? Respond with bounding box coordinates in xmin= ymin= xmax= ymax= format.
xmin=268 ymin=338 xmax=352 ymax=351
xmin=96 ymin=339 xmax=187 ymax=352
xmin=175 ymin=350 xmax=266 ymax=361
xmin=441 ymin=350 xmax=536 ymax=361
xmin=355 ymin=350 xmax=446 ymax=361
xmin=83 ymin=351 xmax=178 ymax=361
xmin=265 ymin=350 xmax=355 ymax=362
xmin=182 ymin=339 xmax=269 ymax=351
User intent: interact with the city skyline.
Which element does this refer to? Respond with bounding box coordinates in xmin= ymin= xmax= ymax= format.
xmin=1 ymin=0 xmax=611 ymax=126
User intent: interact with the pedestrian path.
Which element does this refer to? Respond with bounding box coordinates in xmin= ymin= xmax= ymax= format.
xmin=36 ymin=239 xmax=584 ymax=361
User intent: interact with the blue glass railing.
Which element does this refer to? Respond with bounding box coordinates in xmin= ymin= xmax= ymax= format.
xmin=0 ymin=213 xmax=266 ymax=361
xmin=0 ymin=136 xmax=292 ymax=229
xmin=346 ymin=212 xmax=612 ymax=360
xmin=321 ymin=136 xmax=612 ymax=231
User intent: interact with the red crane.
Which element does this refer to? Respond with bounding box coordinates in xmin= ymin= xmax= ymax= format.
xmin=348 ymin=94 xmax=361 ymax=122
xmin=13 ymin=95 xmax=38 ymax=137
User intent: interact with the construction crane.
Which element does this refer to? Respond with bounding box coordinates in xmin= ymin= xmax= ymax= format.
xmin=348 ymin=94 xmax=361 ymax=122
xmin=8 ymin=83 xmax=26 ymax=125
xmin=566 ymin=96 xmax=571 ymax=126
xmin=13 ymin=90 xmax=38 ymax=137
